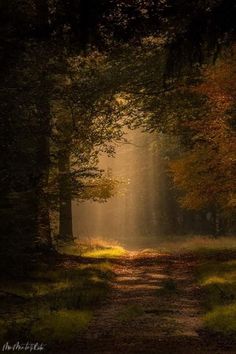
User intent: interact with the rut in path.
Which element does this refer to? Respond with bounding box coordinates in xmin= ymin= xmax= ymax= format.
xmin=77 ymin=252 xmax=234 ymax=354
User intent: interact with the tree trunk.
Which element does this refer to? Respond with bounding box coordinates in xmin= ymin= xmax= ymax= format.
xmin=34 ymin=0 xmax=50 ymax=37
xmin=35 ymin=68 xmax=53 ymax=250
xmin=212 ymin=208 xmax=220 ymax=238
xmin=58 ymin=148 xmax=74 ymax=243
xmin=37 ymin=149 xmax=53 ymax=249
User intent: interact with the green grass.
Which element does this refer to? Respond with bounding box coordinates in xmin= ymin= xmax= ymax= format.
xmin=157 ymin=236 xmax=236 ymax=255
xmin=31 ymin=310 xmax=92 ymax=343
xmin=83 ymin=246 xmax=126 ymax=258
xmin=60 ymin=238 xmax=126 ymax=259
xmin=197 ymin=260 xmax=236 ymax=310
xmin=1 ymin=239 xmax=121 ymax=347
xmin=0 ymin=258 xmax=114 ymax=346
xmin=195 ymin=248 xmax=236 ymax=339
xmin=203 ymin=304 xmax=236 ymax=336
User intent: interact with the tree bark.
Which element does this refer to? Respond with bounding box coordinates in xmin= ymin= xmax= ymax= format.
xmin=34 ymin=0 xmax=50 ymax=37
xmin=35 ymin=68 xmax=53 ymax=249
xmin=58 ymin=148 xmax=74 ymax=243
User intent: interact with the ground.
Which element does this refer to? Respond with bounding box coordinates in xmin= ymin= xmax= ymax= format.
xmin=75 ymin=251 xmax=236 ymax=354
xmin=1 ymin=247 xmax=236 ymax=354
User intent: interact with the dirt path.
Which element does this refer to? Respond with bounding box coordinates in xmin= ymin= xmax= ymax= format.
xmin=77 ymin=252 xmax=234 ymax=354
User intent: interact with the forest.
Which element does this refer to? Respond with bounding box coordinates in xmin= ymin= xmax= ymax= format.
xmin=0 ymin=1 xmax=236 ymax=353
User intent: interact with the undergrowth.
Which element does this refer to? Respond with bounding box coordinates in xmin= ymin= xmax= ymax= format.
xmin=60 ymin=238 xmax=126 ymax=258
xmin=0 ymin=252 xmax=114 ymax=347
xmin=196 ymin=253 xmax=236 ymax=340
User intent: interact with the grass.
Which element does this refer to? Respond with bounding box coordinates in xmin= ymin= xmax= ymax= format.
xmin=146 ymin=235 xmax=236 ymax=341
xmin=60 ymin=238 xmax=126 ymax=259
xmin=157 ymin=236 xmax=236 ymax=255
xmin=194 ymin=244 xmax=236 ymax=340
xmin=0 ymin=238 xmax=125 ymax=348
xmin=31 ymin=310 xmax=92 ymax=343
xmin=155 ymin=237 xmax=236 ymax=343
xmin=204 ymin=304 xmax=236 ymax=337
xmin=0 ymin=237 xmax=124 ymax=347
xmin=0 ymin=252 xmax=114 ymax=347
xmin=3 ymin=236 xmax=236 ymax=346
xmin=197 ymin=260 xmax=236 ymax=310
xmin=83 ymin=246 xmax=126 ymax=258
xmin=3 ymin=309 xmax=92 ymax=345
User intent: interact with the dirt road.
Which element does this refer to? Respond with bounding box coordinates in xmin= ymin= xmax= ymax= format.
xmin=77 ymin=252 xmax=234 ymax=354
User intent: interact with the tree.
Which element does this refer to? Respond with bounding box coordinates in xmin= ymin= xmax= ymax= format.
xmin=49 ymin=51 xmax=126 ymax=243
xmin=169 ymin=46 xmax=236 ymax=234
xmin=1 ymin=0 xmax=236 ymax=261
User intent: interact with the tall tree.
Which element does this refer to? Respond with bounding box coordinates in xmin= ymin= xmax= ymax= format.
xmin=169 ymin=47 xmax=236 ymax=234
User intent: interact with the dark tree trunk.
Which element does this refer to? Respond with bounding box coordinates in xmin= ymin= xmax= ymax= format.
xmin=211 ymin=208 xmax=221 ymax=238
xmin=58 ymin=148 xmax=74 ymax=243
xmin=34 ymin=0 xmax=50 ymax=37
xmin=36 ymin=142 xmax=52 ymax=249
xmin=35 ymin=69 xmax=53 ymax=249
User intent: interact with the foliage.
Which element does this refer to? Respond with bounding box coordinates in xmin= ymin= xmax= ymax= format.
xmin=169 ymin=47 xmax=236 ymax=214
xmin=0 ymin=0 xmax=236 ymax=254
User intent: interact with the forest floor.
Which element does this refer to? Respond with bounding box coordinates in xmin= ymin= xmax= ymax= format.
xmin=75 ymin=250 xmax=236 ymax=354
xmin=1 ymin=246 xmax=236 ymax=354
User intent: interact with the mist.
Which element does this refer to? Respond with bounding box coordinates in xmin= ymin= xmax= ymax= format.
xmin=73 ymin=130 xmax=179 ymax=249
